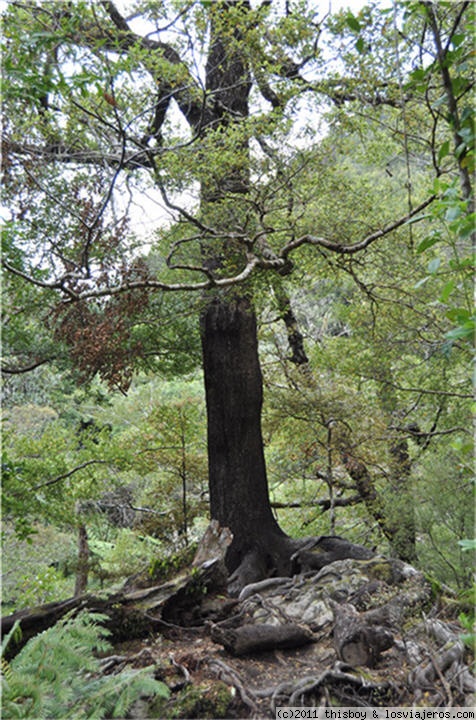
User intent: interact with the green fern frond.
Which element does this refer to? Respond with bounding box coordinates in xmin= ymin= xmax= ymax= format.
xmin=1 ymin=620 xmax=22 ymax=657
xmin=2 ymin=611 xmax=169 ymax=719
xmin=1 ymin=656 xmax=13 ymax=682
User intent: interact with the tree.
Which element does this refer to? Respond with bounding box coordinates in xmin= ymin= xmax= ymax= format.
xmin=2 ymin=0 xmax=469 ymax=590
xmin=258 ymin=90 xmax=473 ymax=571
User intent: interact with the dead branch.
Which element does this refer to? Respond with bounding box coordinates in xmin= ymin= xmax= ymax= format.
xmin=209 ymin=622 xmax=315 ymax=656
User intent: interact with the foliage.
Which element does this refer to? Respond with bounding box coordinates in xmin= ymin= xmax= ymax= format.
xmin=2 ymin=371 xmax=207 ymax=546
xmin=413 ymin=449 xmax=474 ymax=589
xmin=1 ymin=0 xmax=474 ymax=610
xmin=88 ymin=528 xmax=162 ymax=579
xmin=2 ymin=371 xmax=210 ymax=612
xmin=2 ymin=415 xmax=117 ymax=535
xmin=1 ymin=612 xmax=169 ymax=719
xmin=258 ymin=90 xmax=473 ymax=580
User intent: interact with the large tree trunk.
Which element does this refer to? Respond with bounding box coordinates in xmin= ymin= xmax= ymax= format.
xmin=201 ymin=294 xmax=291 ymax=585
xmin=197 ymin=2 xmax=294 ymax=590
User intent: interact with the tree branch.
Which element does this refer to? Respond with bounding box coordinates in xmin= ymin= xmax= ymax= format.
xmin=89 ymin=2 xmax=212 ymax=132
xmin=280 ymin=196 xmax=435 ymax=258
xmin=4 ymin=138 xmax=152 ymax=170
xmin=2 ymin=192 xmax=437 ymax=302
xmin=379 ymin=382 xmax=472 ymax=400
xmin=272 ymin=494 xmax=362 ymax=511
xmin=2 ymin=357 xmax=56 ymax=375
xmin=2 ymin=259 xmax=80 ymax=299
xmin=9 ymin=461 xmax=111 ymax=498
xmin=422 ymin=1 xmax=473 ymax=205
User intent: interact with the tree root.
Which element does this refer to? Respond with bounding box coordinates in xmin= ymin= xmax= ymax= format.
xmin=227 ymin=535 xmax=375 ymax=597
xmin=253 ymin=663 xmax=395 ymax=712
xmin=207 ymin=658 xmax=259 ymax=715
xmin=169 ymin=653 xmax=192 ymax=691
xmin=99 ymin=647 xmax=156 ymax=674
xmin=409 ymin=619 xmax=475 ymax=706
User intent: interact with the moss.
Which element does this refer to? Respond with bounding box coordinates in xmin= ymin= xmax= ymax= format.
xmin=167 ymin=681 xmax=233 ymax=719
xmin=364 ymin=559 xmax=395 ymax=584
xmin=105 ymin=606 xmax=153 ymax=642
xmin=148 ymin=544 xmax=198 ymax=583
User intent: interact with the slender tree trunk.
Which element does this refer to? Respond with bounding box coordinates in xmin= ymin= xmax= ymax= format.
xmin=74 ymin=523 xmax=89 ymax=597
xmin=387 ymin=439 xmax=417 ymax=563
xmin=423 ymin=1 xmax=473 ymax=209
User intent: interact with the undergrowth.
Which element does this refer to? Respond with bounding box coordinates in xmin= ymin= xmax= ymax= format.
xmin=1 ymin=611 xmax=169 ymax=719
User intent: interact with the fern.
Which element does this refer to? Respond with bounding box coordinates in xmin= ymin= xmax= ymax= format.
xmin=1 ymin=611 xmax=169 ymax=719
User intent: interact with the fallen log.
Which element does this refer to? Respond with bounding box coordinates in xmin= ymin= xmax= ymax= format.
xmin=209 ymin=621 xmax=315 ymax=655
xmin=1 ymin=558 xmax=228 ymax=658
xmin=2 ymin=595 xmax=89 ymax=640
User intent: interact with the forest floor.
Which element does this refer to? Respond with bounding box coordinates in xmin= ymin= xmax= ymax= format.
xmin=3 ymin=525 xmax=474 ymax=718
xmin=96 ymin=554 xmax=475 ymax=718
xmin=111 ymin=623 xmax=412 ymax=718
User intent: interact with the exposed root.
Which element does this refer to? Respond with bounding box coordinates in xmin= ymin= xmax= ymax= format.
xmin=99 ymin=647 xmax=156 ymax=674
xmin=409 ymin=619 xmax=475 ymax=706
xmin=207 ymin=657 xmax=259 ymax=715
xmin=169 ymin=653 xmax=191 ymax=691
xmin=253 ymin=663 xmax=396 ymax=712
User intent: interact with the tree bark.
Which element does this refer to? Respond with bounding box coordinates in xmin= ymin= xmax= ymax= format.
xmin=333 ymin=603 xmax=394 ymax=668
xmin=201 ymin=295 xmax=291 ymax=583
xmin=74 ymin=523 xmax=89 ymax=597
xmin=388 ymin=438 xmax=417 ymax=563
xmin=197 ymin=3 xmax=295 ymax=583
xmin=341 ymin=449 xmax=417 ymax=563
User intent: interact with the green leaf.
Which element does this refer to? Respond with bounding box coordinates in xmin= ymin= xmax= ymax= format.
xmin=1 ymin=620 xmax=22 ymax=656
xmin=445 ymin=323 xmax=474 ymax=341
xmin=414 ymin=276 xmax=430 ymax=289
xmin=404 ymin=213 xmax=432 ymax=228
xmin=438 ymin=140 xmax=450 ymax=162
xmin=439 ymin=279 xmax=456 ymax=303
xmin=346 ymin=13 xmax=361 ymax=31
xmin=427 ymin=257 xmax=440 ymax=274
xmin=445 ymin=205 xmax=463 ymax=222
xmin=445 ymin=307 xmax=471 ymax=323
xmin=417 ymin=233 xmax=440 ymax=253
xmin=459 ymin=539 xmax=476 ymax=552
xmin=451 ymin=33 xmax=465 ymax=48
xmin=355 ymin=37 xmax=366 ymax=54
xmin=408 ymin=67 xmax=427 ymax=83
xmin=455 ymin=214 xmax=476 ymax=240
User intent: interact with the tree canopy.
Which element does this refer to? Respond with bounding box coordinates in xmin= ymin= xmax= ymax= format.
xmin=2 ymin=0 xmax=474 ymax=598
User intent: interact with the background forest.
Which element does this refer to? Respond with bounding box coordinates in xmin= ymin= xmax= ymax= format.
xmin=2 ymin=0 xmax=474 ymax=627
